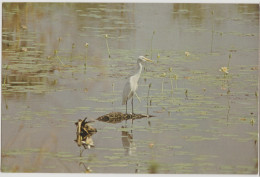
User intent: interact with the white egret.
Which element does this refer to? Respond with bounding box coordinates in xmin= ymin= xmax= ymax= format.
xmin=122 ymin=56 xmax=152 ymax=114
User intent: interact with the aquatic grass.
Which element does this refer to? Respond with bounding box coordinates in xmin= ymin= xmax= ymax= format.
xmin=105 ymin=34 xmax=111 ymax=58
xmin=157 ymin=53 xmax=160 ymax=63
xmin=160 ymin=72 xmax=166 ymax=93
xmin=185 ymin=89 xmax=188 ymax=99
xmin=168 ymin=67 xmax=174 ymax=93
xmin=173 ymin=74 xmax=178 ymax=88
xmin=54 ymin=37 xmax=64 ymax=65
xmin=146 ymin=83 xmax=152 ymax=115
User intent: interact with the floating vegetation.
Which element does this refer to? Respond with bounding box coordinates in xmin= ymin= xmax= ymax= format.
xmin=97 ymin=112 xmax=154 ymax=123
xmin=219 ymin=67 xmax=229 ymax=74
xmin=185 ymin=51 xmax=190 ymax=56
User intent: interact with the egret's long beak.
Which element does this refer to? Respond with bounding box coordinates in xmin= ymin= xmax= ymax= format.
xmin=144 ymin=57 xmax=153 ymax=62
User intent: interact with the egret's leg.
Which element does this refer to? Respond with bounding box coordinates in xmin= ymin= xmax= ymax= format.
xmin=131 ymin=97 xmax=134 ymax=115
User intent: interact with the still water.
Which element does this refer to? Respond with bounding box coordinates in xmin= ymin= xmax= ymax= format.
xmin=2 ymin=3 xmax=259 ymax=173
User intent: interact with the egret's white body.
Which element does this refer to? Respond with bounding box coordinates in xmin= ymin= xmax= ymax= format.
xmin=122 ymin=56 xmax=152 ymax=114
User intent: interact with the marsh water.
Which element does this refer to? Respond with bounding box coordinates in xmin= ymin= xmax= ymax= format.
xmin=2 ymin=3 xmax=259 ymax=173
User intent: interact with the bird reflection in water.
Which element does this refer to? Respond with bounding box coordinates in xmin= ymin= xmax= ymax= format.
xmin=121 ymin=126 xmax=136 ymax=156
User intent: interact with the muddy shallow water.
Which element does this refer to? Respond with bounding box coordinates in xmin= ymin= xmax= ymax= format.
xmin=1 ymin=3 xmax=259 ymax=173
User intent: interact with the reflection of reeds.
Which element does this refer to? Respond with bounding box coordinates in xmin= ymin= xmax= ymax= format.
xmin=3 ymin=95 xmax=8 ymax=109
xmin=112 ymin=83 xmax=115 ymax=93
xmin=105 ymin=34 xmax=111 ymax=58
xmin=161 ymin=79 xmax=164 ymax=93
xmin=79 ymin=162 xmax=92 ymax=173
xmin=228 ymin=53 xmax=231 ymax=67
xmin=173 ymin=74 xmax=178 ymax=88
xmin=226 ymin=79 xmax=231 ymax=125
xmin=70 ymin=43 xmax=75 ymax=61
xmin=3 ymin=65 xmax=8 ymax=88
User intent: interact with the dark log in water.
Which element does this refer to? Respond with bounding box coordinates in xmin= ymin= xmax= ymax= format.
xmin=96 ymin=112 xmax=154 ymax=123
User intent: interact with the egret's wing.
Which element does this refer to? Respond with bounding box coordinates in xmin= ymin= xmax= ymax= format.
xmin=122 ymin=80 xmax=132 ymax=105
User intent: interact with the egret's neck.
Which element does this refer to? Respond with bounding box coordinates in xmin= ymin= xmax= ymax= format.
xmin=137 ymin=62 xmax=143 ymax=75
xmin=132 ymin=62 xmax=143 ymax=80
xmin=136 ymin=62 xmax=143 ymax=78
